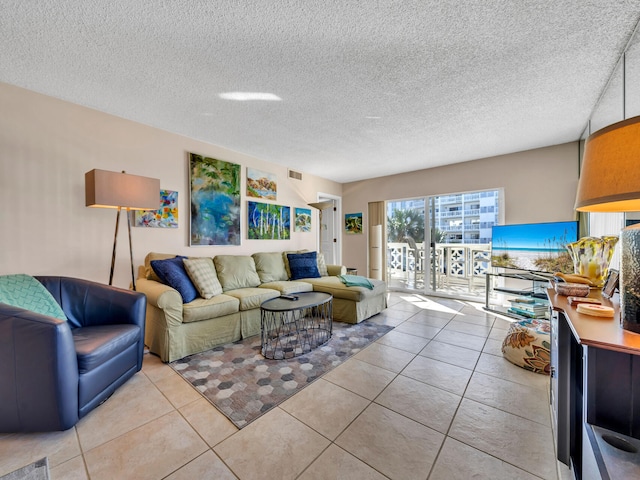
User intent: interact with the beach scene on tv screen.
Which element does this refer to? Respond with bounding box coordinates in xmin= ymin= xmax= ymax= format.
xmin=491 ymin=221 xmax=577 ymax=274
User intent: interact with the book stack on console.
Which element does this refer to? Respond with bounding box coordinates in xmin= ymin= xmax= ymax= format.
xmin=507 ymin=297 xmax=550 ymax=319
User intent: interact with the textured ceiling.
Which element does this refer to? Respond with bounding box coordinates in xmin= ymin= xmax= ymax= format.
xmin=1 ymin=1 xmax=639 ymax=183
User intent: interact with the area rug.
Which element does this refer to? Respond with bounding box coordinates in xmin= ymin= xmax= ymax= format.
xmin=0 ymin=458 xmax=49 ymax=480
xmin=171 ymin=320 xmax=393 ymax=428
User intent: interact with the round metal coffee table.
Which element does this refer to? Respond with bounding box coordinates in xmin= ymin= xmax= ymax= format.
xmin=260 ymin=292 xmax=333 ymax=359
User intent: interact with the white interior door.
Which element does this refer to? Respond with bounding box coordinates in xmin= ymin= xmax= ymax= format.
xmin=317 ymin=194 xmax=341 ymax=265
xmin=320 ymin=205 xmax=334 ymax=264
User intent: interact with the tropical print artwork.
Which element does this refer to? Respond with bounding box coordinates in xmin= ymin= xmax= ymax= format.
xmin=248 ymin=201 xmax=290 ymax=240
xmin=190 ymin=153 xmax=241 ymax=246
xmin=247 ymin=168 xmax=277 ymax=200
xmin=345 ymin=212 xmax=363 ymax=234
xmin=295 ymin=208 xmax=311 ymax=232
xmin=134 ymin=190 xmax=178 ymax=228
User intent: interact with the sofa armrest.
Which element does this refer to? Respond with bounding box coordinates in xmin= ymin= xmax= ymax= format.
xmin=135 ymin=277 xmax=184 ymax=328
xmin=0 ymin=304 xmax=79 ymax=432
xmin=327 ymin=264 xmax=347 ymax=276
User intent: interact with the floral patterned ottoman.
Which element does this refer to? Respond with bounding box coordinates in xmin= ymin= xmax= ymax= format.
xmin=501 ymin=318 xmax=551 ymax=375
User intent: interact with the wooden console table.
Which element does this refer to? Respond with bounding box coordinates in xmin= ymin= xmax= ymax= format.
xmin=548 ymin=288 xmax=640 ymax=479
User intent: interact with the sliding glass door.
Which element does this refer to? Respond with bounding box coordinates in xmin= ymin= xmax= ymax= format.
xmin=387 ymin=198 xmax=426 ymax=290
xmin=386 ymin=189 xmax=500 ymax=299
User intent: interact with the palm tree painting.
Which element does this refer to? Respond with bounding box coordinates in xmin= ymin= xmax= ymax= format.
xmin=345 ymin=212 xmax=363 ymax=234
xmin=248 ymin=201 xmax=291 ymax=240
xmin=190 ymin=153 xmax=241 ymax=245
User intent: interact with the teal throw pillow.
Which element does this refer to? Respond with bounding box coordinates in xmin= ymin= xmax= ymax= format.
xmin=0 ymin=274 xmax=67 ymax=320
xmin=151 ymin=256 xmax=198 ymax=303
xmin=287 ymin=252 xmax=321 ymax=280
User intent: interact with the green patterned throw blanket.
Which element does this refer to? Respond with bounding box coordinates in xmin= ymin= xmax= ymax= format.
xmin=0 ymin=274 xmax=67 ymax=320
xmin=338 ymin=274 xmax=374 ymax=290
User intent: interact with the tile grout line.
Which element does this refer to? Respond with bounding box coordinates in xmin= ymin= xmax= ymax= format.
xmin=431 ymin=310 xmax=548 ymax=480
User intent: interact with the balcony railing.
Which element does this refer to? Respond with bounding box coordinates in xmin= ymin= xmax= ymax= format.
xmin=439 ymin=195 xmax=462 ymax=204
xmin=438 ymin=209 xmax=481 ymax=218
xmin=438 ymin=224 xmax=481 ymax=232
xmin=387 ymin=242 xmax=491 ymax=291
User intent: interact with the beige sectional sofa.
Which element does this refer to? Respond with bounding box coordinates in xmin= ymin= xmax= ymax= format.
xmin=136 ymin=251 xmax=387 ymax=362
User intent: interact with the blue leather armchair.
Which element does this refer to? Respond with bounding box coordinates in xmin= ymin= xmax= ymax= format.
xmin=0 ymin=276 xmax=146 ymax=432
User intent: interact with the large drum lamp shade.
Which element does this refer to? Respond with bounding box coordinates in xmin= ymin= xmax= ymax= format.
xmin=575 ymin=116 xmax=640 ymax=333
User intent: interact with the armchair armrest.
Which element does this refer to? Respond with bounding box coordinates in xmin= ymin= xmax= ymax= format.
xmin=0 ymin=304 xmax=79 ymax=432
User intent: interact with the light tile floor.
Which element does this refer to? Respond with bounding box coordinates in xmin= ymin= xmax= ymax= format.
xmin=0 ymin=292 xmax=569 ymax=479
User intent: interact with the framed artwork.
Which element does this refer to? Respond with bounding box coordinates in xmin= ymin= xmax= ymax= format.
xmin=247 ymin=168 xmax=277 ymax=200
xmin=602 ymin=269 xmax=619 ymax=298
xmin=295 ymin=207 xmax=311 ymax=232
xmin=189 ymin=153 xmax=241 ymax=246
xmin=248 ymin=201 xmax=290 ymax=240
xmin=134 ymin=189 xmax=178 ymax=228
xmin=345 ymin=212 xmax=363 ymax=234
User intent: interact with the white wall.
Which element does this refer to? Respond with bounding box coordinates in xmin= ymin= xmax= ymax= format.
xmin=341 ymin=142 xmax=580 ymax=274
xmin=0 ymin=81 xmax=582 ymax=288
xmin=0 ymin=82 xmax=341 ymax=289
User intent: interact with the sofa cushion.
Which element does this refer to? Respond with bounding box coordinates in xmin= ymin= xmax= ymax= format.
xmin=317 ymin=252 xmax=328 ymax=276
xmin=73 ymin=324 xmax=141 ymax=373
xmin=183 ymin=257 xmax=223 ymax=299
xmin=144 ymin=252 xmax=176 ymax=282
xmin=288 ymin=252 xmax=321 ymax=280
xmin=150 ymin=256 xmax=198 ymax=303
xmin=252 ymin=252 xmax=288 ymax=283
xmin=0 ymin=274 xmax=67 ymax=321
xmin=182 ymin=294 xmax=240 ymax=323
xmin=225 ymin=288 xmax=280 ymax=310
xmin=213 ymin=255 xmax=262 ymax=291
xmin=303 ymin=276 xmax=387 ymax=302
xmin=259 ymin=281 xmax=314 ymax=294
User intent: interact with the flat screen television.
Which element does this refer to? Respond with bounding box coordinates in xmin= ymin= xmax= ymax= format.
xmin=491 ymin=221 xmax=578 ymax=274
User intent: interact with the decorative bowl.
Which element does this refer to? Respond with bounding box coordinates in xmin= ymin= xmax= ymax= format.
xmin=555 ymin=282 xmax=590 ymax=297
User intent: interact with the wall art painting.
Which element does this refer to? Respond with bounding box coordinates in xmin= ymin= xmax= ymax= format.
xmin=295 ymin=207 xmax=311 ymax=232
xmin=247 ymin=168 xmax=277 ymax=200
xmin=190 ymin=153 xmax=241 ymax=246
xmin=345 ymin=212 xmax=363 ymax=234
xmin=248 ymin=201 xmax=290 ymax=240
xmin=134 ymin=189 xmax=178 ymax=228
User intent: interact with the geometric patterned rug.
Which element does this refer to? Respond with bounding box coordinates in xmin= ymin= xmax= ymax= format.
xmin=0 ymin=458 xmax=49 ymax=480
xmin=171 ymin=320 xmax=393 ymax=428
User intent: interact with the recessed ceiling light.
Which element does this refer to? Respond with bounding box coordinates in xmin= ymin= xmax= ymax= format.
xmin=219 ymin=92 xmax=282 ymax=101
xmin=365 ymin=116 xmax=382 ymax=120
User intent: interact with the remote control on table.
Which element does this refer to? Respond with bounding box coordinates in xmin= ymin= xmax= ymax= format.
xmin=280 ymin=294 xmax=299 ymax=300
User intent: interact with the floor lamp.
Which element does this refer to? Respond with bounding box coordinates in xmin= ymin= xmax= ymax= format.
xmin=574 ymin=116 xmax=640 ymax=333
xmin=85 ymin=169 xmax=160 ymax=290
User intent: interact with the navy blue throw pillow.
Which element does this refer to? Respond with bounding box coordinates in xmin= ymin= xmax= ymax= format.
xmin=150 ymin=256 xmax=198 ymax=303
xmin=287 ymin=252 xmax=321 ymax=280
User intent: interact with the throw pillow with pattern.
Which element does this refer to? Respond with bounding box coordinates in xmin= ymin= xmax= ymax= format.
xmin=183 ymin=257 xmax=223 ymax=299
xmin=287 ymin=252 xmax=321 ymax=280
